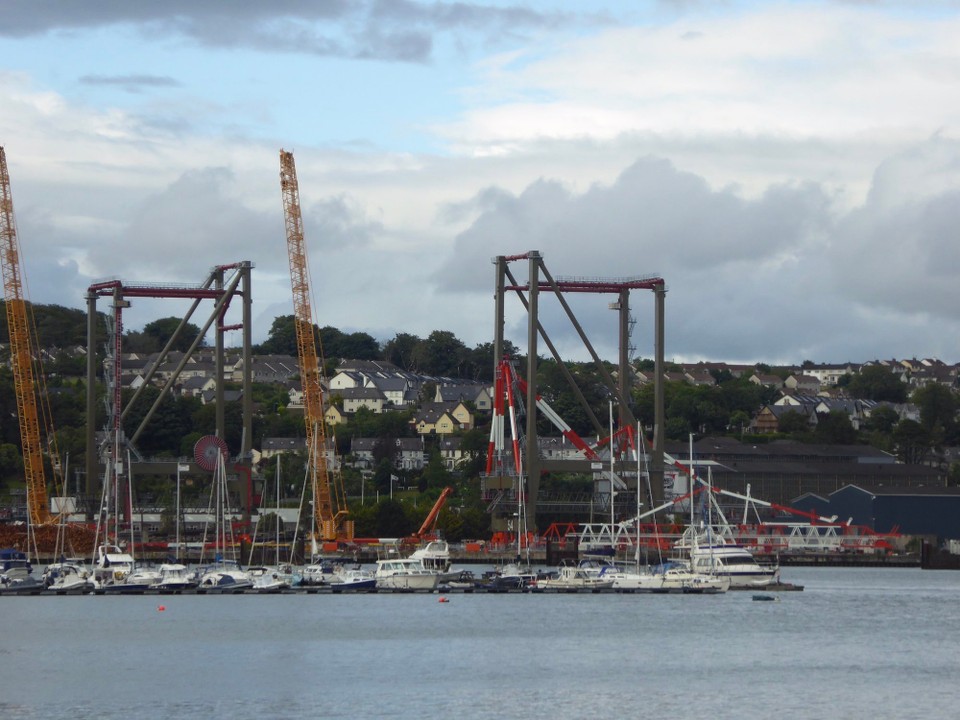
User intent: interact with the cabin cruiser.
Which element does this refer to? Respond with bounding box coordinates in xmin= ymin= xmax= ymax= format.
xmin=488 ymin=561 xmax=538 ymax=589
xmin=195 ymin=559 xmax=253 ymax=592
xmin=43 ymin=559 xmax=94 ymax=594
xmin=538 ymin=564 xmax=615 ymax=590
xmin=0 ymin=548 xmax=33 ymax=582
xmin=248 ymin=564 xmax=296 ymax=592
xmin=688 ymin=543 xmax=779 ymax=588
xmin=408 ymin=540 xmax=460 ymax=581
xmin=329 ymin=565 xmax=376 ymax=591
xmin=156 ymin=563 xmax=198 ymax=591
xmin=654 ymin=562 xmax=729 ymax=594
xmin=92 ymin=543 xmax=150 ymax=591
xmin=374 ymin=558 xmax=440 ymax=590
xmin=300 ymin=560 xmax=338 ymax=586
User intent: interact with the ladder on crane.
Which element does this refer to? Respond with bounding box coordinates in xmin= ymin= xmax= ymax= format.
xmin=278 ymin=149 xmax=351 ymax=542
xmin=0 ymin=146 xmax=64 ymax=527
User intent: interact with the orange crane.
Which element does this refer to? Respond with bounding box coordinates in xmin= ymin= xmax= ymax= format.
xmin=412 ymin=486 xmax=454 ymax=542
xmin=279 ymin=149 xmax=351 ymax=542
xmin=0 ymin=146 xmax=62 ymax=526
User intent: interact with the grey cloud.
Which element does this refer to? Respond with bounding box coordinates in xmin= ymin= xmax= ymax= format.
xmin=303 ymin=194 xmax=383 ymax=252
xmin=434 ymin=149 xmax=960 ymax=364
xmin=84 ymin=166 xmax=279 ymax=279
xmin=1 ymin=0 xmax=573 ymax=62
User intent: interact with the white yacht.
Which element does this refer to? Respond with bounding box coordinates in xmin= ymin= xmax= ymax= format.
xmin=688 ymin=543 xmax=779 ymax=588
xmin=43 ymin=560 xmax=94 ymax=594
xmin=538 ymin=564 xmax=615 ymax=590
xmin=156 ymin=563 xmax=198 ymax=591
xmin=92 ymin=543 xmax=137 ymax=589
xmin=196 ymin=559 xmax=254 ymax=592
xmin=409 ymin=540 xmax=461 ymax=582
xmin=374 ymin=558 xmax=440 ymax=590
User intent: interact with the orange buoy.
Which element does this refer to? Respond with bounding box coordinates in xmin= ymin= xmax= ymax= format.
xmin=438 ymin=597 xmax=449 ymax=603
xmin=157 ymin=605 xmax=166 ymax=612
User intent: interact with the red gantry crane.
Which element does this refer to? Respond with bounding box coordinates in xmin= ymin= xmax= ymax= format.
xmin=0 ymin=146 xmax=63 ymax=526
xmin=279 ymin=150 xmax=351 ymax=543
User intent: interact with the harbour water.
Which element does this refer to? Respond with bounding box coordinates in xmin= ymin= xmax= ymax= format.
xmin=3 ymin=566 xmax=960 ymax=719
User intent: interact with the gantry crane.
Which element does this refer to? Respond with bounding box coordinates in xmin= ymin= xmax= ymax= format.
xmin=0 ymin=146 xmax=62 ymax=526
xmin=279 ymin=149 xmax=351 ymax=542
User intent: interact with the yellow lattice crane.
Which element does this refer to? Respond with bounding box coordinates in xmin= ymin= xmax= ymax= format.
xmin=279 ymin=149 xmax=351 ymax=543
xmin=0 ymin=146 xmax=63 ymax=526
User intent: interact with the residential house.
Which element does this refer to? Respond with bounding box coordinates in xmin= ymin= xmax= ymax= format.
xmin=800 ymin=363 xmax=858 ymax=386
xmin=324 ymin=404 xmax=347 ymax=427
xmin=336 ymin=386 xmax=387 ymax=414
xmin=784 ymin=374 xmax=821 ymax=394
xmin=437 ymin=436 xmax=466 ymax=471
xmin=412 ymin=402 xmax=474 ymax=435
xmin=684 ymin=369 xmax=715 ymax=387
xmin=752 ymin=404 xmax=817 ymax=434
xmin=750 ymin=373 xmax=783 ymax=389
xmin=435 ymin=382 xmax=493 ymax=411
xmin=261 ymin=437 xmax=306 ymax=460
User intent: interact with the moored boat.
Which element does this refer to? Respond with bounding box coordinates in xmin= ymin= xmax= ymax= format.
xmin=537 ymin=564 xmax=615 ymax=590
xmin=329 ymin=566 xmax=376 ymax=591
xmin=374 ymin=558 xmax=440 ymax=590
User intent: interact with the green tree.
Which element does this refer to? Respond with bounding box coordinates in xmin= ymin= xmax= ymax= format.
xmin=864 ymin=405 xmax=900 ymax=434
xmin=847 ymin=366 xmax=908 ymax=402
xmin=777 ymin=410 xmax=810 ymax=434
xmin=892 ymin=419 xmax=930 ymax=464
xmin=815 ymin=411 xmax=857 ymax=444
xmin=375 ymin=498 xmax=412 ymax=536
xmin=257 ymin=315 xmax=298 ymax=355
xmin=912 ymin=384 xmax=959 ymax=439
xmin=418 ymin=449 xmax=451 ymax=492
xmin=382 ymin=332 xmax=421 ymax=370
xmin=411 ymin=330 xmax=468 ymax=376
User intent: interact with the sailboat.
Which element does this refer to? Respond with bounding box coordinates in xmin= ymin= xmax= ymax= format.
xmin=89 ymin=449 xmax=159 ymax=593
xmin=248 ymin=457 xmax=296 ymax=592
xmin=195 ymin=450 xmax=252 ymax=592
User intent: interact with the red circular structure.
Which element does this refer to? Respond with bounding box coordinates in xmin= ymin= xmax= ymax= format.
xmin=193 ymin=435 xmax=228 ymax=472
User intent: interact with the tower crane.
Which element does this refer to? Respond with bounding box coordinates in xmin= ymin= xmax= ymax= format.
xmin=0 ymin=146 xmax=63 ymax=526
xmin=279 ymin=150 xmax=351 ymax=543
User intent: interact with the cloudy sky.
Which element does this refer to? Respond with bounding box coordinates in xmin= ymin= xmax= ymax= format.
xmin=2 ymin=1 xmax=960 ymax=366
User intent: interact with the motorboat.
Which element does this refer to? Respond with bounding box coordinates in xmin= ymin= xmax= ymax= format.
xmin=537 ymin=564 xmax=615 ymax=590
xmin=156 ymin=563 xmax=198 ymax=591
xmin=408 ymin=540 xmax=461 ymax=582
xmin=654 ymin=563 xmax=729 ymax=594
xmin=195 ymin=559 xmax=254 ymax=592
xmin=248 ymin=564 xmax=295 ymax=593
xmin=92 ymin=543 xmax=138 ymax=590
xmin=300 ymin=560 xmax=338 ymax=586
xmin=374 ymin=558 xmax=440 ymax=590
xmin=488 ymin=561 xmax=538 ymax=589
xmin=0 ymin=548 xmax=33 ymax=582
xmin=688 ymin=543 xmax=779 ymax=588
xmin=329 ymin=566 xmax=377 ymax=591
xmin=43 ymin=560 xmax=94 ymax=594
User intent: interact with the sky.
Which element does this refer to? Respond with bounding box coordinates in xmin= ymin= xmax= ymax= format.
xmin=2 ymin=0 xmax=960 ymax=366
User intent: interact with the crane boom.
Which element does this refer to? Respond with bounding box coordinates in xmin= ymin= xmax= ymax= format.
xmin=0 ymin=146 xmax=56 ymax=526
xmin=279 ymin=150 xmax=349 ymax=541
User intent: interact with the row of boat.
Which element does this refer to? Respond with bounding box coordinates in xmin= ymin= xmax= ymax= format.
xmin=1 ymin=538 xmax=781 ymax=595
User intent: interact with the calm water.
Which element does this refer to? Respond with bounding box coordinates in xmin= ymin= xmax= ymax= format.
xmin=2 ymin=567 xmax=960 ymax=719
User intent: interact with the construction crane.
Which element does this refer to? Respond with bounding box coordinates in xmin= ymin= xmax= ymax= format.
xmin=279 ymin=149 xmax=351 ymax=542
xmin=412 ymin=486 xmax=454 ymax=542
xmin=0 ymin=146 xmax=62 ymax=526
